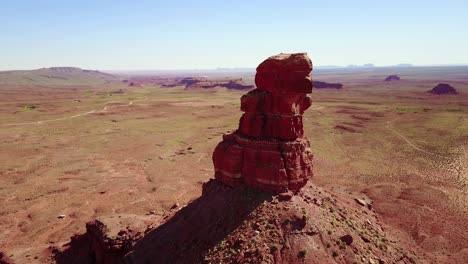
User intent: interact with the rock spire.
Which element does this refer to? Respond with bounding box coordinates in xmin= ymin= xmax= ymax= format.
xmin=213 ymin=53 xmax=314 ymax=192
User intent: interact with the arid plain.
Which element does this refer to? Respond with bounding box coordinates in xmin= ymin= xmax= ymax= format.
xmin=0 ymin=66 xmax=467 ymax=263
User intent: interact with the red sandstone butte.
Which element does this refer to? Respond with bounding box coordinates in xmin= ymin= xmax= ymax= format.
xmin=212 ymin=53 xmax=314 ymax=192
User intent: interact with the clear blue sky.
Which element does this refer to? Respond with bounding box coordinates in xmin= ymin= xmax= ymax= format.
xmin=1 ymin=0 xmax=467 ymax=70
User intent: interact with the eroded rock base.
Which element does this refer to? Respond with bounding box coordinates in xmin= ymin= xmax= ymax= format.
xmin=213 ymin=132 xmax=313 ymax=192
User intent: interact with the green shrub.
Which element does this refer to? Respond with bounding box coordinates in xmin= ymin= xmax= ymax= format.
xmin=20 ymin=104 xmax=36 ymax=110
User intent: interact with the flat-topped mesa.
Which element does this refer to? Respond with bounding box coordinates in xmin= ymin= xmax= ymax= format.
xmin=213 ymin=53 xmax=314 ymax=193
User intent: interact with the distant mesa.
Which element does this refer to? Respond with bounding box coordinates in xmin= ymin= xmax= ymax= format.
xmin=384 ymin=75 xmax=401 ymax=81
xmin=0 ymin=66 xmax=117 ymax=86
xmin=427 ymin=83 xmax=458 ymax=95
xmin=45 ymin=67 xmax=83 ymax=73
xmin=177 ymin=77 xmax=254 ymax=90
xmin=160 ymin=77 xmax=254 ymax=90
xmin=346 ymin=63 xmax=375 ymax=68
xmin=40 ymin=67 xmax=116 ymax=79
xmin=313 ymin=81 xmax=343 ymax=89
xmin=42 ymin=67 xmax=113 ymax=77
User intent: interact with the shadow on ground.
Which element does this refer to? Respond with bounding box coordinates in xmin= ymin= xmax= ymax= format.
xmin=55 ymin=180 xmax=272 ymax=264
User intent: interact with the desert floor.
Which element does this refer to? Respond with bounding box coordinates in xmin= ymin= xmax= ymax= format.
xmin=1 ymin=68 xmax=467 ymax=263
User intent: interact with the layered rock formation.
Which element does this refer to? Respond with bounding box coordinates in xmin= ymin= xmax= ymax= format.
xmin=213 ymin=53 xmax=314 ymax=193
xmin=427 ymin=83 xmax=458 ymax=94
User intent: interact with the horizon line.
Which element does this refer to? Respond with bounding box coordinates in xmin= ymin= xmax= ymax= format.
xmin=2 ymin=63 xmax=468 ymax=72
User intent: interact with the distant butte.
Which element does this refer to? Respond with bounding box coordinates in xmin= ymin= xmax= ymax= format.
xmin=427 ymin=83 xmax=458 ymax=94
xmin=384 ymin=75 xmax=401 ymax=81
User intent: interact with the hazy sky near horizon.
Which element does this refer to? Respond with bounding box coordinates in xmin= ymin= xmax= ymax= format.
xmin=1 ymin=0 xmax=467 ymax=70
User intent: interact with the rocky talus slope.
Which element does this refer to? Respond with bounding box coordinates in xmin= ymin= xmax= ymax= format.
xmin=52 ymin=180 xmax=423 ymax=263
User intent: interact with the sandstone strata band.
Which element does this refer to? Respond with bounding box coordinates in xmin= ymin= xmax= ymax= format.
xmin=213 ymin=53 xmax=314 ymax=192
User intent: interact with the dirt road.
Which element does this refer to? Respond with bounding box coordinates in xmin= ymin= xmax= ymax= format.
xmin=385 ymin=118 xmax=444 ymax=157
xmin=1 ymin=99 xmax=148 ymax=127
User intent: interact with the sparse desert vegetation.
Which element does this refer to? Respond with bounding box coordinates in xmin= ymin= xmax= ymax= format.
xmin=2 ymin=1 xmax=468 ymax=263
xmin=0 ymin=66 xmax=467 ymax=263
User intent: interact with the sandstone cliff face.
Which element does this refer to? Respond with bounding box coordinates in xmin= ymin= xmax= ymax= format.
xmin=213 ymin=53 xmax=314 ymax=193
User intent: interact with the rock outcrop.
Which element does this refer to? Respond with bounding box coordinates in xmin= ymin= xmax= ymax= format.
xmin=212 ymin=53 xmax=314 ymax=193
xmin=384 ymin=75 xmax=401 ymax=81
xmin=313 ymin=81 xmax=343 ymax=89
xmin=55 ymin=180 xmax=425 ymax=264
xmin=427 ymin=83 xmax=458 ymax=94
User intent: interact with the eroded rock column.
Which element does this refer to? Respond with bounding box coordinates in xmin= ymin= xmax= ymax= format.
xmin=213 ymin=53 xmax=314 ymax=192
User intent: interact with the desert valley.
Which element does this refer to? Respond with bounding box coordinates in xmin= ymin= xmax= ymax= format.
xmin=0 ymin=58 xmax=467 ymax=263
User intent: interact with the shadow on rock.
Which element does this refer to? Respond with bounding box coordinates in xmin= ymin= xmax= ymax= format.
xmin=55 ymin=180 xmax=272 ymax=264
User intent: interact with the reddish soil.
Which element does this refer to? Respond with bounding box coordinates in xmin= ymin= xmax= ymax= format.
xmin=334 ymin=125 xmax=359 ymax=133
xmin=1 ymin=66 xmax=467 ymax=263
